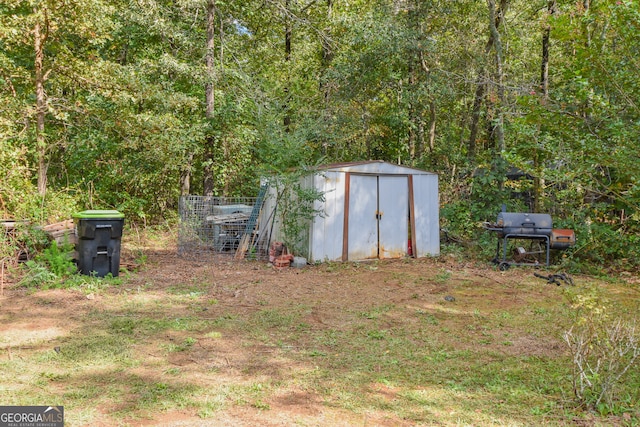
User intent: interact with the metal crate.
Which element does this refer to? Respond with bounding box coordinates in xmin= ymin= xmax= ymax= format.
xmin=178 ymin=196 xmax=268 ymax=260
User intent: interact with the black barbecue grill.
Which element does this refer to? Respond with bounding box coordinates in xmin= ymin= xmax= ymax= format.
xmin=484 ymin=211 xmax=575 ymax=270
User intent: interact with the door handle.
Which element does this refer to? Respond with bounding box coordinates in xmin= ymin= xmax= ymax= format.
xmin=375 ymin=211 xmax=384 ymax=220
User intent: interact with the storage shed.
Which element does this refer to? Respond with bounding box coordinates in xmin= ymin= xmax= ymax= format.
xmin=262 ymin=161 xmax=439 ymax=262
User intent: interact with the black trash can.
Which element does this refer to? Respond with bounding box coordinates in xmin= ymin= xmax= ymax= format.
xmin=72 ymin=210 xmax=124 ymax=277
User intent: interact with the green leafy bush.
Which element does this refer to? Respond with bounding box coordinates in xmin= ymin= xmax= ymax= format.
xmin=20 ymin=240 xmax=77 ymax=289
xmin=1 ymin=224 xmax=50 ymax=264
xmin=20 ymin=261 xmax=58 ymax=288
xmin=41 ymin=241 xmax=77 ymax=277
xmin=278 ymin=182 xmax=325 ymax=257
xmin=556 ymin=214 xmax=640 ymax=272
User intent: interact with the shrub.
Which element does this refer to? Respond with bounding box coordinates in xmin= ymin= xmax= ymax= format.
xmin=562 ymin=285 xmax=640 ymax=413
xmin=20 ymin=240 xmax=77 ymax=289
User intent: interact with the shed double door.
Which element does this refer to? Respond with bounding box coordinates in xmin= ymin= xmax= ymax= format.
xmin=347 ymin=174 xmax=409 ymax=260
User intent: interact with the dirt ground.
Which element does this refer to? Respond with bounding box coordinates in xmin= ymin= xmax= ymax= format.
xmin=1 ymin=237 xmax=638 ymax=426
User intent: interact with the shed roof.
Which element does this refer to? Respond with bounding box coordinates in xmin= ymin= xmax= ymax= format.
xmin=311 ymin=160 xmax=437 ymax=175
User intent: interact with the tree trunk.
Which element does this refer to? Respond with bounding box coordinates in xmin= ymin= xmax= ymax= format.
xmin=407 ymin=0 xmax=429 ymax=166
xmin=321 ymin=0 xmax=334 ymax=79
xmin=205 ymin=0 xmax=215 ymax=118
xmin=468 ymin=82 xmax=484 ymax=162
xmin=203 ymin=0 xmax=216 ymax=196
xmin=427 ymin=100 xmax=436 ymax=155
xmin=202 ymin=143 xmax=215 ymax=196
xmin=34 ymin=9 xmax=48 ymax=196
xmin=180 ymin=153 xmax=193 ymax=196
xmin=468 ymin=1 xmax=506 ymax=162
xmin=408 ymin=61 xmax=417 ymax=163
xmin=283 ymin=0 xmax=292 ymax=131
xmin=320 ymin=0 xmax=334 ymax=155
xmin=540 ymin=1 xmax=554 ymax=97
xmin=582 ymin=0 xmax=591 ymax=46
xmin=487 ymin=0 xmax=506 ymax=155
xmin=533 ymin=0 xmax=555 ymax=211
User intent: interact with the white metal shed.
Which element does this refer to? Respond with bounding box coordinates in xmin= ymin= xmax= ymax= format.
xmin=262 ymin=160 xmax=439 ymax=262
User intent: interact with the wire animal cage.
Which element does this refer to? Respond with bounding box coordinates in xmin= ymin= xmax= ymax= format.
xmin=178 ymin=195 xmax=270 ymax=260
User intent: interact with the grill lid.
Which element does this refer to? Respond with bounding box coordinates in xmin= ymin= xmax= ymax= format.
xmin=497 ymin=212 xmax=552 ymax=229
xmin=495 ymin=212 xmax=553 ymax=236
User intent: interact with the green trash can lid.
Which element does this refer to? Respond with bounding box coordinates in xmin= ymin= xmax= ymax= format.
xmin=72 ymin=210 xmax=124 ymax=219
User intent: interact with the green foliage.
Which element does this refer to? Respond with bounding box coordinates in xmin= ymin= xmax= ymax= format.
xmin=41 ymin=241 xmax=77 ymax=277
xmin=0 ymin=138 xmax=37 ymax=220
xmin=1 ymin=224 xmax=50 ymax=264
xmin=440 ymin=200 xmax=475 ymax=240
xmin=552 ymin=210 xmax=640 ymax=273
xmin=1 ymin=0 xmax=639 ymax=270
xmin=254 ymin=120 xmax=326 ymax=256
xmin=20 ymin=240 xmax=77 ymax=289
xmin=280 ymin=183 xmax=324 ymax=256
xmin=63 ymin=272 xmax=122 ymax=292
xmin=267 ymin=170 xmax=325 ymax=257
xmin=21 ymin=226 xmax=52 ymax=256
xmin=19 ymin=260 xmax=59 ymax=289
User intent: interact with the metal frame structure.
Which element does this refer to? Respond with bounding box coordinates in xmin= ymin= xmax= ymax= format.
xmin=178 ymin=195 xmax=269 ymax=260
xmin=484 ymin=218 xmax=576 ymax=271
xmin=493 ymin=232 xmax=551 ymax=270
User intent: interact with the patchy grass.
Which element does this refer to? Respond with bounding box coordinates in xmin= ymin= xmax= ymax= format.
xmin=0 ymin=243 xmax=639 ymax=426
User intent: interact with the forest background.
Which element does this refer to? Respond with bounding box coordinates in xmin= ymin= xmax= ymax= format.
xmin=1 ymin=0 xmax=639 ymax=271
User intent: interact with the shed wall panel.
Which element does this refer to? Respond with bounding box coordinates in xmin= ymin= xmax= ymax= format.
xmin=260 ymin=182 xmax=283 ymax=245
xmin=412 ymin=174 xmax=440 ymax=257
xmin=310 ymin=171 xmax=345 ymax=262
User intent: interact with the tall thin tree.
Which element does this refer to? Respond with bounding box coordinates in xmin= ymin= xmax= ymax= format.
xmin=533 ymin=0 xmax=556 ymax=211
xmin=203 ymin=0 xmax=217 ymax=196
xmin=283 ymin=0 xmax=292 ymax=131
xmin=468 ymin=0 xmax=507 ymax=162
xmin=487 ymin=0 xmax=507 ymax=155
xmin=34 ymin=6 xmax=49 ymax=196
